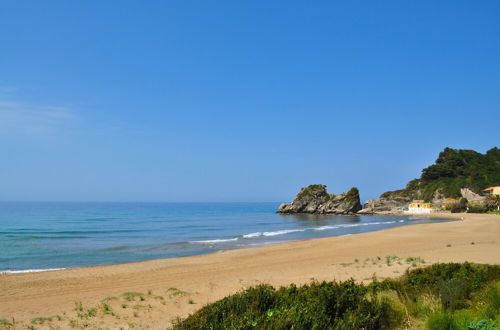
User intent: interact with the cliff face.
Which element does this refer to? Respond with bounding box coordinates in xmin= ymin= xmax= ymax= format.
xmin=278 ymin=185 xmax=362 ymax=214
xmin=357 ymin=196 xmax=411 ymax=214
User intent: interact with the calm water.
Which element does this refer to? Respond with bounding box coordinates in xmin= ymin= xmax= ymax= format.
xmin=0 ymin=202 xmax=451 ymax=273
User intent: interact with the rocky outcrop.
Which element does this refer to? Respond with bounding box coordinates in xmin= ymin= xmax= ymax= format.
xmin=460 ymin=188 xmax=485 ymax=203
xmin=278 ymin=185 xmax=362 ymax=214
xmin=357 ymin=196 xmax=411 ymax=214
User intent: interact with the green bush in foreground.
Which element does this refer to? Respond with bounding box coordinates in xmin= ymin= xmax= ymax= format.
xmin=173 ymin=263 xmax=500 ymax=330
xmin=174 ymin=280 xmax=390 ymax=329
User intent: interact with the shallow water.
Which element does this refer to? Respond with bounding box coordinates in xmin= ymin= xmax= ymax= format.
xmin=0 ymin=202 xmax=451 ymax=272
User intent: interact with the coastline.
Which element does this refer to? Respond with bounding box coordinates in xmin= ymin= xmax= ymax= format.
xmin=1 ymin=212 xmax=499 ymax=328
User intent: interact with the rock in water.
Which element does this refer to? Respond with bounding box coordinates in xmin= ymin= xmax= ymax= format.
xmin=278 ymin=185 xmax=362 ymax=214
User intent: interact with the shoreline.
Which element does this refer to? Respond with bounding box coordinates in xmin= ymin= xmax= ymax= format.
xmin=0 ymin=212 xmax=459 ymax=275
xmin=0 ymin=213 xmax=461 ymax=276
xmin=1 ymin=212 xmax=498 ymax=328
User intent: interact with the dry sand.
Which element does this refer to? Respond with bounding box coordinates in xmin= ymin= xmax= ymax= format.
xmin=1 ymin=213 xmax=499 ymax=329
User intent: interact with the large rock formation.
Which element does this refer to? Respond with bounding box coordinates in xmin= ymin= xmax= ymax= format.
xmin=278 ymin=185 xmax=362 ymax=214
xmin=460 ymin=188 xmax=485 ymax=203
xmin=357 ymin=196 xmax=411 ymax=214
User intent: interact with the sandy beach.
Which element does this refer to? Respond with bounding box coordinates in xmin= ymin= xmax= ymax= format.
xmin=1 ymin=212 xmax=499 ymax=329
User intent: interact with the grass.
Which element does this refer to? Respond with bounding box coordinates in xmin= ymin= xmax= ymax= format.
xmin=0 ymin=318 xmax=12 ymax=328
xmin=100 ymin=302 xmax=113 ymax=314
xmin=167 ymin=287 xmax=188 ymax=298
xmin=31 ymin=316 xmax=53 ymax=324
xmin=173 ymin=262 xmax=500 ymax=329
xmin=101 ymin=296 xmax=118 ymax=303
xmin=74 ymin=302 xmax=99 ymax=319
xmin=344 ymin=255 xmax=424 ymax=269
xmin=122 ymin=292 xmax=144 ymax=301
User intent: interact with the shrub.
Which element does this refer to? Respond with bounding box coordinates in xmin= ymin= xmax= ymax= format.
xmin=468 ymin=205 xmax=488 ymax=213
xmin=173 ymin=281 xmax=394 ymax=329
xmin=451 ymin=198 xmax=468 ymax=213
xmin=467 ymin=319 xmax=500 ymax=330
xmin=372 ymin=263 xmax=500 ymax=310
xmin=426 ymin=310 xmax=459 ymax=330
xmin=173 ymin=263 xmax=500 ymax=329
xmin=438 ymin=278 xmax=469 ymax=310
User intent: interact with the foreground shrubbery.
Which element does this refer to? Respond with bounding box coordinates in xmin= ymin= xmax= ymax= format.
xmin=173 ymin=263 xmax=500 ymax=329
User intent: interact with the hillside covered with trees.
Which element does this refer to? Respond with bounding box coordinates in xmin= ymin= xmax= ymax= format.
xmin=381 ymin=147 xmax=500 ymax=201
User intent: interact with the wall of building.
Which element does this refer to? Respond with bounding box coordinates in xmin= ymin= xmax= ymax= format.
xmin=407 ymin=207 xmax=432 ymax=214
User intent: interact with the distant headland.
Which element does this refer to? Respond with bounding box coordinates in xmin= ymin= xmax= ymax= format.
xmin=279 ymin=147 xmax=500 ymax=215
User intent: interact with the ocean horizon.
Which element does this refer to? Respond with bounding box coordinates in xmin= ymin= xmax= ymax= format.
xmin=0 ymin=202 xmax=452 ymax=273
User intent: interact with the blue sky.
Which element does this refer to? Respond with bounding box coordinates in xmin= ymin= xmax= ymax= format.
xmin=1 ymin=1 xmax=499 ymax=202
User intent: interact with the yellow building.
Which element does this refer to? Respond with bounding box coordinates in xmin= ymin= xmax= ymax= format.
xmin=483 ymin=187 xmax=500 ymax=196
xmin=407 ymin=200 xmax=432 ymax=214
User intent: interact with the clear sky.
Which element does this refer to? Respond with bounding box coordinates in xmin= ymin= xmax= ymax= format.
xmin=1 ymin=1 xmax=499 ymax=202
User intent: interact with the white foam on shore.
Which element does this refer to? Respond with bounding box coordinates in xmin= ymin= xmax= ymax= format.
xmin=243 ymin=229 xmax=306 ymax=238
xmin=243 ymin=232 xmax=262 ymax=238
xmin=1 ymin=268 xmax=66 ymax=274
xmin=192 ymin=220 xmax=405 ymax=244
xmin=313 ymin=225 xmax=338 ymax=231
xmin=190 ymin=238 xmax=239 ymax=244
xmin=262 ymin=229 xmax=305 ymax=237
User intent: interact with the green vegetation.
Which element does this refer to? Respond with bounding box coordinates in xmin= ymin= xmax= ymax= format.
xmin=381 ymin=147 xmax=500 ymax=201
xmin=31 ymin=316 xmax=53 ymax=324
xmin=100 ymin=302 xmax=113 ymax=314
xmin=167 ymin=287 xmax=188 ymax=298
xmin=295 ymin=184 xmax=328 ymax=200
xmin=174 ymin=280 xmax=389 ymax=329
xmin=173 ymin=263 xmax=500 ymax=329
xmin=122 ymin=292 xmax=145 ymax=301
xmin=0 ymin=318 xmax=13 ymax=328
xmin=450 ymin=197 xmax=468 ymax=213
xmin=344 ymin=187 xmax=360 ymax=203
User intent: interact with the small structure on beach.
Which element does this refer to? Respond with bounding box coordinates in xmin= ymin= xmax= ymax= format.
xmin=482 ymin=187 xmax=500 ymax=196
xmin=406 ymin=200 xmax=432 ymax=214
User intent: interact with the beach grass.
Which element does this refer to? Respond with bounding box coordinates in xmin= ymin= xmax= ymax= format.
xmin=173 ymin=262 xmax=500 ymax=329
xmin=167 ymin=287 xmax=188 ymax=298
xmin=122 ymin=292 xmax=144 ymax=301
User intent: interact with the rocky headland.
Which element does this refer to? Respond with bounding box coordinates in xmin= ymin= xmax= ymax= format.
xmin=359 ymin=147 xmax=500 ymax=214
xmin=278 ymin=185 xmax=362 ymax=214
xmin=278 ymin=147 xmax=500 ymax=215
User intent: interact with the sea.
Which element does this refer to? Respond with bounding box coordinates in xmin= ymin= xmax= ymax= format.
xmin=0 ymin=202 xmax=452 ymax=273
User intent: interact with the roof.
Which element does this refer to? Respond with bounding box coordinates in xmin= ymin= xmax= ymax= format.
xmin=483 ymin=187 xmax=499 ymax=191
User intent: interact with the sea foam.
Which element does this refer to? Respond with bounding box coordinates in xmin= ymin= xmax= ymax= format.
xmin=0 ymin=268 xmax=66 ymax=274
xmin=190 ymin=238 xmax=239 ymax=244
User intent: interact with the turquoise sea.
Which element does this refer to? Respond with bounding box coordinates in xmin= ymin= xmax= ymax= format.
xmin=0 ymin=202 xmax=451 ymax=273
